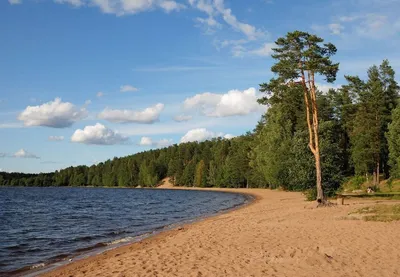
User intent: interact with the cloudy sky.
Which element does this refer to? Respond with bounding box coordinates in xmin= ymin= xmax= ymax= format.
xmin=1 ymin=0 xmax=399 ymax=173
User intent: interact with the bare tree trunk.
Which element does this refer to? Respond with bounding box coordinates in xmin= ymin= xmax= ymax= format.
xmin=300 ymin=68 xmax=325 ymax=203
xmin=310 ymin=74 xmax=324 ymax=203
xmin=375 ymin=161 xmax=380 ymax=186
xmin=315 ymin=151 xmax=323 ymax=201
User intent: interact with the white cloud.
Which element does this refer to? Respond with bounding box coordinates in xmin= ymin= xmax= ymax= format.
xmin=215 ymin=39 xmax=273 ymax=58
xmin=13 ymin=149 xmax=40 ymax=159
xmin=173 ymin=114 xmax=193 ymax=122
xmin=316 ymin=83 xmax=343 ymax=93
xmin=248 ymin=42 xmax=274 ymax=57
xmin=48 ymin=136 xmax=65 ymax=141
xmin=8 ymin=0 xmax=22 ymax=4
xmin=223 ymin=134 xmax=235 ymax=139
xmin=139 ymin=136 xmax=173 ymax=147
xmin=328 ymin=13 xmax=400 ymax=39
xmin=180 ymin=128 xmax=217 ymax=143
xmin=189 ymin=0 xmax=268 ymax=55
xmin=96 ymin=91 xmax=105 ymax=98
xmin=196 ymin=16 xmax=221 ymax=27
xmin=0 ymin=123 xmax=23 ymax=129
xmin=98 ymin=103 xmax=164 ymax=123
xmin=311 ymin=23 xmax=344 ymax=35
xmin=190 ymin=0 xmax=266 ymax=40
xmin=157 ymin=138 xmax=174 ymax=147
xmin=54 ymin=0 xmax=83 ymax=6
xmin=71 ymin=123 xmax=128 ymax=145
xmin=183 ymin=87 xmax=263 ymax=117
xmin=18 ymin=98 xmax=88 ymax=128
xmin=184 ymin=92 xmax=221 ymax=109
xmin=120 ymin=84 xmax=138 ymax=92
xmin=329 ymin=23 xmax=344 ymax=35
xmin=71 ymin=0 xmax=185 ymax=15
xmin=139 ymin=136 xmax=153 ymax=146
xmin=180 ymin=128 xmax=233 ymax=143
xmin=159 ymin=0 xmax=186 ymax=12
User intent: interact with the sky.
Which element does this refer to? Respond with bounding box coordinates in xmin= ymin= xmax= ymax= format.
xmin=1 ymin=0 xmax=400 ymax=173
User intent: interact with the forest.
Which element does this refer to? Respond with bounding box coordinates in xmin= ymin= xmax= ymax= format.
xmin=1 ymin=31 xmax=399 ymax=199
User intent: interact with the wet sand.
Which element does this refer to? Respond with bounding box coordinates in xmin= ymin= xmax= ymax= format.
xmin=41 ymin=188 xmax=400 ymax=277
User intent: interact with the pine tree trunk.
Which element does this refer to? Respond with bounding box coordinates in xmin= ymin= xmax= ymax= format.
xmin=375 ymin=161 xmax=380 ymax=186
xmin=314 ymin=144 xmax=324 ymax=202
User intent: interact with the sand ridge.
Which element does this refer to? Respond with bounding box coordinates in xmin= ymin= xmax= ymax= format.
xmin=41 ymin=188 xmax=400 ymax=277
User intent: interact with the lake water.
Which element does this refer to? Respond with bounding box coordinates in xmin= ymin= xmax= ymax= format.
xmin=0 ymin=187 xmax=249 ymax=275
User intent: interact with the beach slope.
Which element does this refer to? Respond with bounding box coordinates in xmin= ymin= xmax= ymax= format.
xmin=42 ymin=189 xmax=400 ymax=277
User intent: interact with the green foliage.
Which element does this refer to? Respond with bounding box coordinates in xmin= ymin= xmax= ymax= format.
xmin=304 ymin=188 xmax=317 ymax=201
xmin=194 ymin=160 xmax=206 ymax=187
xmin=387 ymin=103 xmax=400 ymax=178
xmin=348 ymin=60 xmax=399 ymax=179
xmin=341 ymin=176 xmax=367 ymax=192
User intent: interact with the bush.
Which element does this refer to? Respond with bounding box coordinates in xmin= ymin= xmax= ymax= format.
xmin=304 ymin=188 xmax=317 ymax=201
xmin=341 ymin=175 xmax=367 ymax=192
xmin=387 ymin=177 xmax=394 ymax=192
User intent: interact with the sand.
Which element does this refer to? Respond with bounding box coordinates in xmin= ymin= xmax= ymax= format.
xmin=41 ymin=188 xmax=400 ymax=277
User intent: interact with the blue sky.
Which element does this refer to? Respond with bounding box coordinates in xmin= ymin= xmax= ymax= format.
xmin=1 ymin=0 xmax=399 ymax=173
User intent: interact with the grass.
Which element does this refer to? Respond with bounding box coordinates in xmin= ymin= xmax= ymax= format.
xmin=350 ymin=204 xmax=400 ymax=222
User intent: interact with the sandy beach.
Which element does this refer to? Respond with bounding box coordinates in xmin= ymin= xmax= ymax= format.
xmin=41 ymin=188 xmax=400 ymax=277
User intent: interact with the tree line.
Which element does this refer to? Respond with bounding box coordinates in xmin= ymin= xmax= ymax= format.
xmin=1 ymin=31 xmax=399 ymax=199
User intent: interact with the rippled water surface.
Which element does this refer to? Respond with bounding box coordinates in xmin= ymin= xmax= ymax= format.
xmin=0 ymin=187 xmax=248 ymax=275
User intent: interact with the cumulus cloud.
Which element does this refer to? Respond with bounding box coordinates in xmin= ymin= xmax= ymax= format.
xmin=183 ymin=87 xmax=263 ymax=117
xmin=48 ymin=136 xmax=65 ymax=141
xmin=180 ymin=128 xmax=216 ymax=143
xmin=71 ymin=123 xmax=128 ymax=145
xmin=139 ymin=136 xmax=173 ymax=147
xmin=13 ymin=149 xmax=40 ymax=159
xmin=98 ymin=103 xmax=164 ymax=123
xmin=173 ymin=114 xmax=193 ymax=122
xmin=139 ymin=136 xmax=153 ymax=146
xmin=97 ymin=91 xmax=105 ymax=98
xmin=18 ymin=98 xmax=88 ymax=128
xmin=8 ymin=0 xmax=22 ymax=4
xmin=223 ymin=134 xmax=235 ymax=139
xmin=120 ymin=85 xmax=138 ymax=92
xmin=180 ymin=128 xmax=234 ymax=143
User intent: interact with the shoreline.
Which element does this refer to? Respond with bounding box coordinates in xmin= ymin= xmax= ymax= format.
xmin=17 ymin=188 xmax=255 ymax=277
xmin=39 ymin=188 xmax=400 ymax=277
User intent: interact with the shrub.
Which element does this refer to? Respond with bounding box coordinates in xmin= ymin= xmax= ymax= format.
xmin=304 ymin=188 xmax=317 ymax=201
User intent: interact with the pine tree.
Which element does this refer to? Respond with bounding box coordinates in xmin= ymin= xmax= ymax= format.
xmin=194 ymin=160 xmax=206 ymax=187
xmin=259 ymin=31 xmax=339 ymax=203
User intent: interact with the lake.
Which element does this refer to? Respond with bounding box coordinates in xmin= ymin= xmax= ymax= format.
xmin=0 ymin=187 xmax=249 ymax=275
